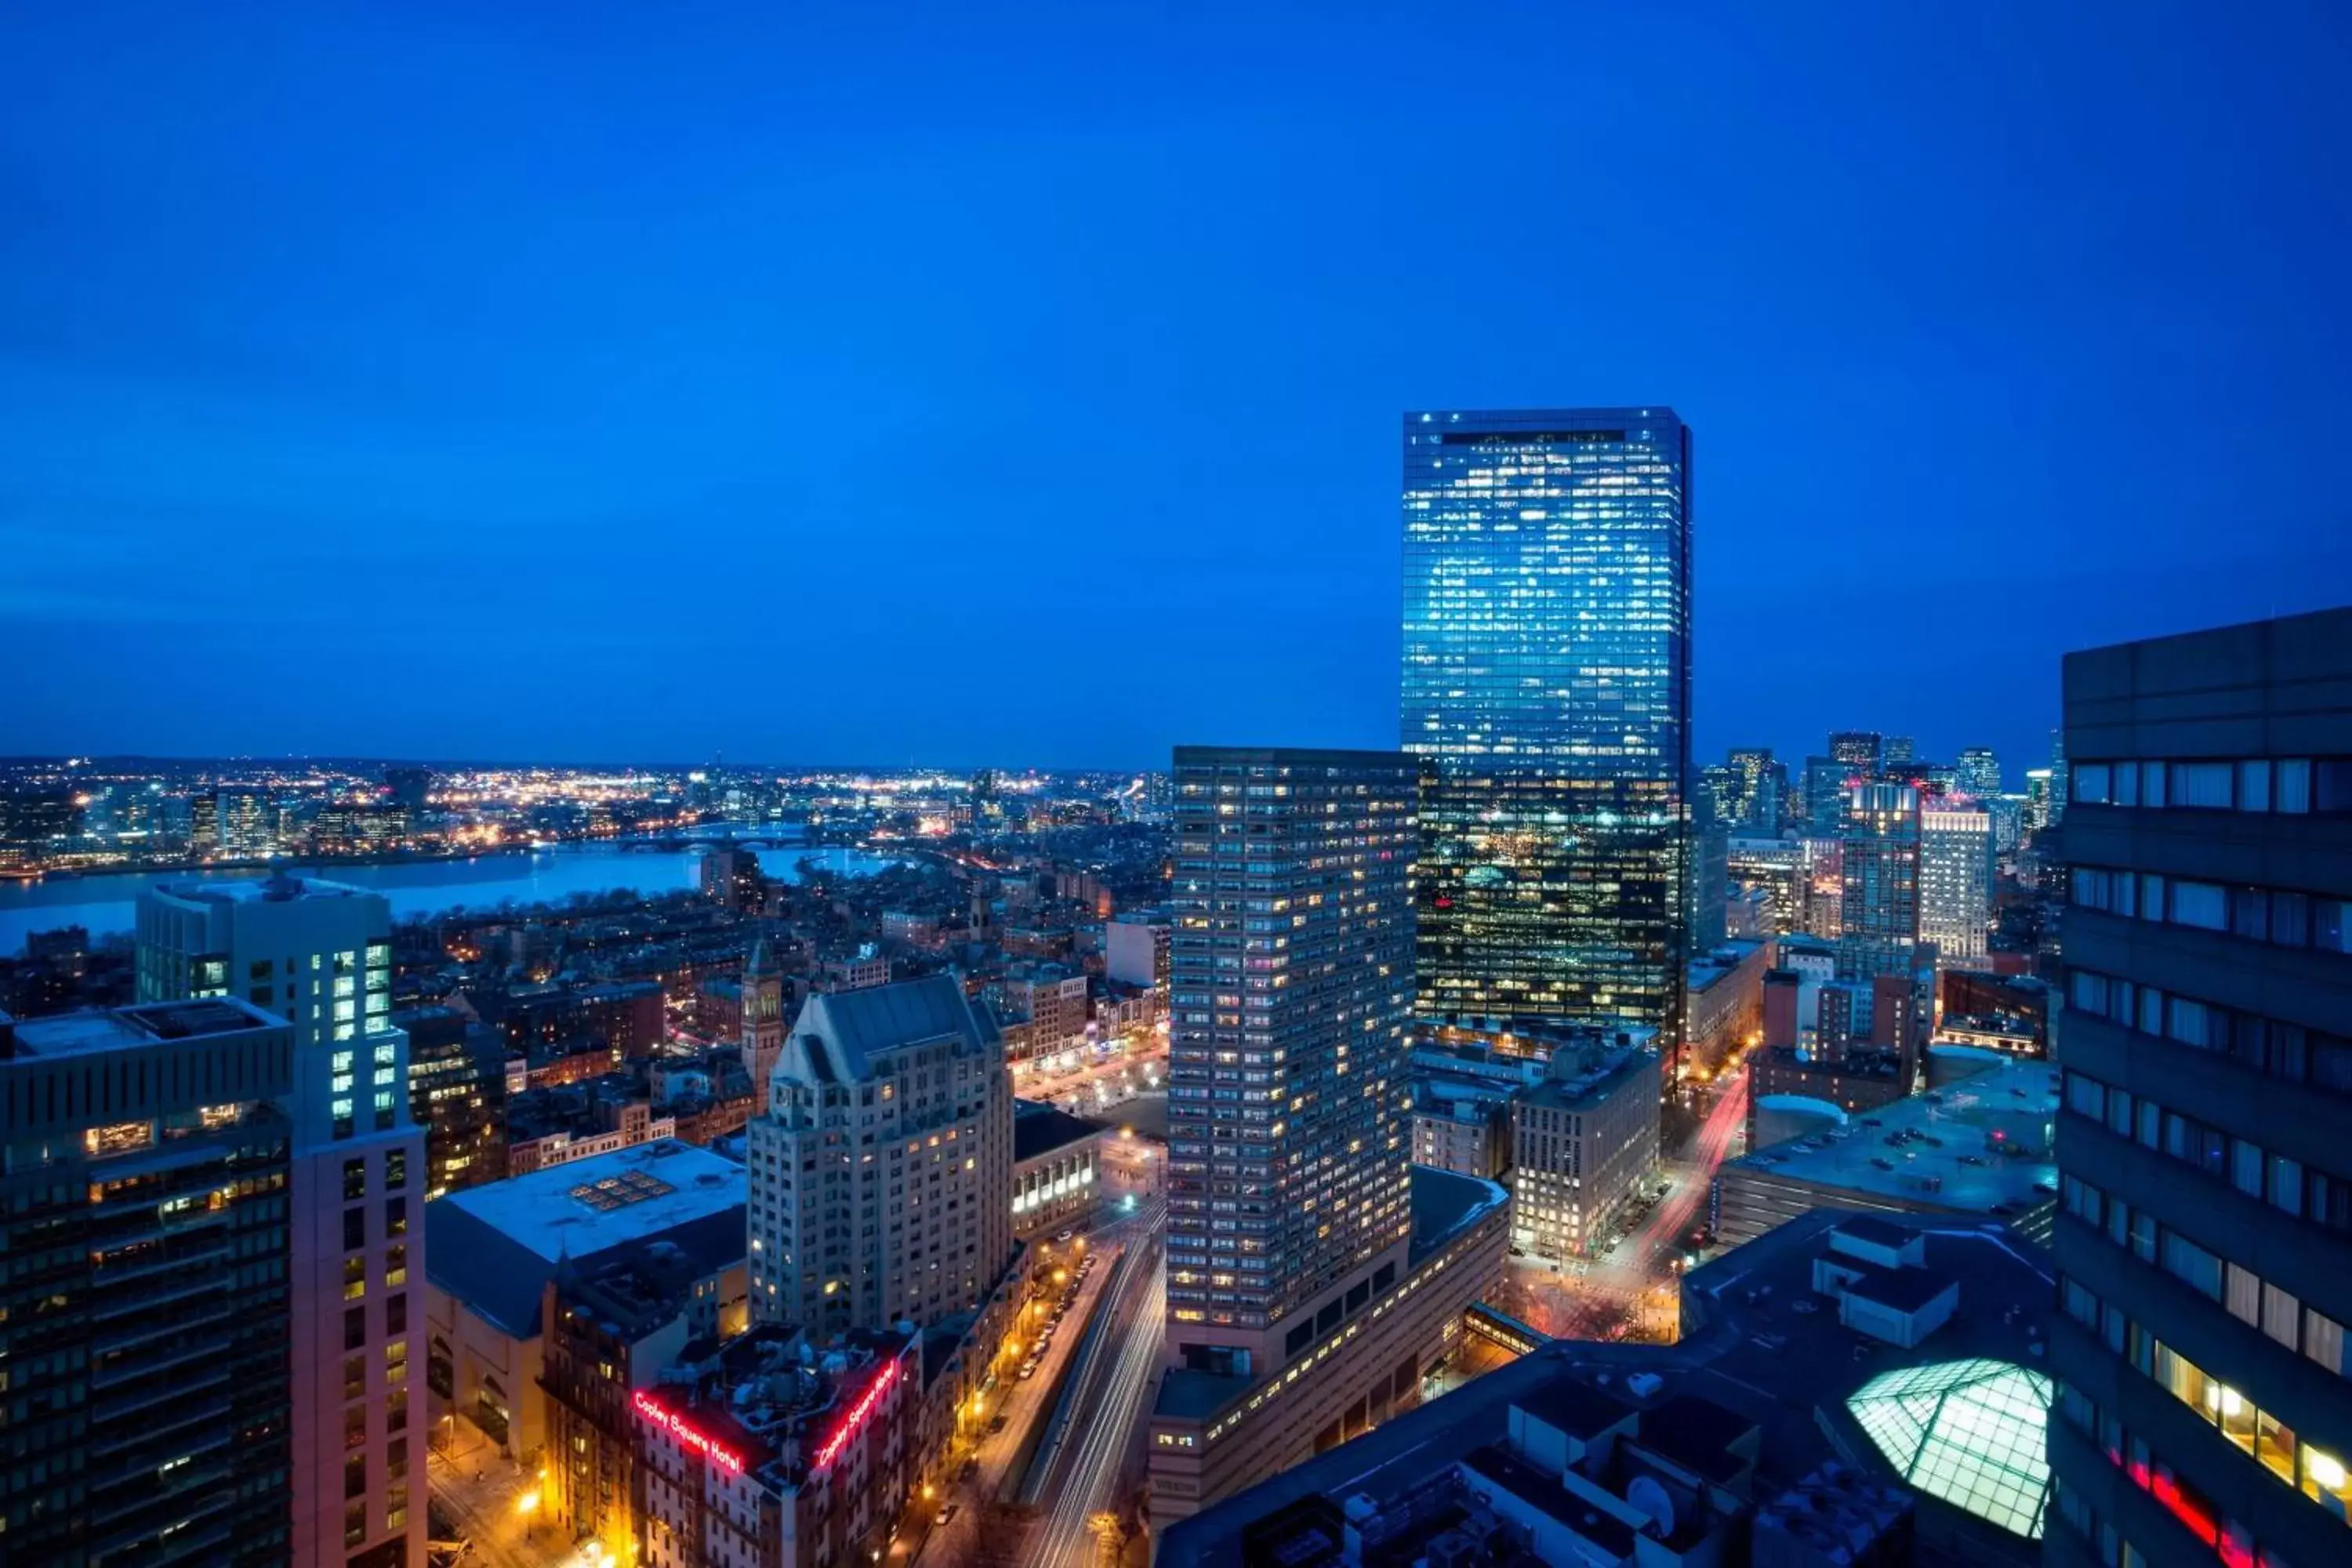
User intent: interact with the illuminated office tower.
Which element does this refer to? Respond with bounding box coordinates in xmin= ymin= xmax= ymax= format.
xmin=1726 ymin=746 xmax=1785 ymax=830
xmin=1918 ymin=804 xmax=1991 ymax=968
xmin=1957 ymin=746 xmax=2002 ymax=798
xmin=138 ymin=876 xmax=425 ymax=1568
xmin=1838 ymin=782 xmax=1922 ymax=980
xmin=2049 ymin=609 xmax=2352 ymax=1568
xmin=1403 ymin=409 xmax=1693 ymax=1053
xmin=1882 ymin=735 xmax=1917 ymax=770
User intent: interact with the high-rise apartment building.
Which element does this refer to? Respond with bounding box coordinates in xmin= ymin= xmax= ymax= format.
xmin=1918 ymin=806 xmax=1992 ymax=969
xmin=1403 ymin=408 xmax=1693 ymax=1051
xmin=1838 ymin=783 xmax=1922 ymax=980
xmin=0 ymin=1000 xmax=298 ymax=1566
xmin=137 ymin=876 xmax=426 ymax=1568
xmin=1152 ymin=747 xmax=1508 ymax=1526
xmin=745 ymin=975 xmax=1014 ymax=1338
xmin=1164 ymin=746 xmax=1421 ymax=1362
xmin=1957 ymin=747 xmax=2002 ymax=798
xmin=2049 ymin=609 xmax=2352 ymax=1568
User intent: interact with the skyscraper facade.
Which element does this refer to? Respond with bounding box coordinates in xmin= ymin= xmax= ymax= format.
xmin=1726 ymin=746 xmax=1784 ymax=830
xmin=1402 ymin=408 xmax=1692 ymax=1053
xmin=1830 ymin=730 xmax=1884 ymax=776
xmin=137 ymin=876 xmax=426 ymax=1568
xmin=2049 ymin=609 xmax=2352 ymax=1568
xmin=1918 ymin=805 xmax=1991 ymax=968
xmin=1957 ymin=746 xmax=2002 ymax=798
xmin=1838 ymin=782 xmax=1922 ymax=980
xmin=1164 ymin=746 xmax=1422 ymax=1364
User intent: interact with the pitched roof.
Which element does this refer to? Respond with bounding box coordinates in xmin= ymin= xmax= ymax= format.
xmin=787 ymin=975 xmax=999 ymax=1083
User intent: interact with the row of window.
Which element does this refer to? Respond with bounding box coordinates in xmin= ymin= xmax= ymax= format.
xmin=2070 ymin=868 xmax=2352 ymax=956
xmin=2051 ymin=1406 xmax=2291 ymax=1568
xmin=2060 ymin=1178 xmax=2351 ymax=1381
xmin=2068 ymin=967 xmax=2352 ymax=1098
xmin=2059 ymin=1271 xmax=2352 ymax=1541
xmin=2071 ymin=757 xmax=2352 ymax=814
xmin=2062 ymin=1072 xmax=2352 ymax=1234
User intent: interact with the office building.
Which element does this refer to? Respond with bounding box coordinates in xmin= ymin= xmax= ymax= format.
xmin=2048 ymin=608 xmax=2352 ymax=1568
xmin=424 ymin=1138 xmax=748 ymax=1461
xmin=746 ymin=975 xmax=1014 ymax=1338
xmin=1802 ymin=755 xmax=1847 ymax=833
xmin=1882 ymin=735 xmax=1917 ymax=770
xmin=699 ymin=845 xmax=765 ymax=914
xmin=2023 ymin=768 xmax=2056 ymax=833
xmin=2045 ymin=728 xmax=2070 ymax=828
xmin=136 ymin=875 xmax=425 ymax=1568
xmin=1958 ymin=747 xmax=2002 ymax=798
xmin=1685 ymin=938 xmax=1770 ymax=1080
xmin=1403 ymin=409 xmax=1693 ymax=1049
xmin=1919 ymin=805 xmax=1993 ymax=969
xmin=0 ymin=1000 xmax=298 ymax=1566
xmin=1726 ymin=746 xmax=1786 ymax=831
xmin=1831 ymin=731 xmax=1884 ymax=776
xmin=1839 ymin=784 xmax=1922 ymax=979
xmin=1508 ymin=1029 xmax=1663 ymax=1262
xmin=1411 ymin=1077 xmax=1515 ymax=1180
xmin=1152 ymin=746 xmax=1506 ymax=1524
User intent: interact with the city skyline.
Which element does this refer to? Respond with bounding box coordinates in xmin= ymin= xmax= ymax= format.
xmin=8 ymin=4 xmax=2350 ymax=770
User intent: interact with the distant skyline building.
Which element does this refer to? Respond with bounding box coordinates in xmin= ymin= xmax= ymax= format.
xmin=136 ymin=875 xmax=425 ymax=1568
xmin=1830 ymin=730 xmax=1884 ymax=776
xmin=1403 ymin=408 xmax=1693 ymax=1052
xmin=1957 ymin=746 xmax=2002 ymax=797
xmin=1838 ymin=783 xmax=1923 ymax=980
xmin=1726 ymin=745 xmax=1785 ymax=830
xmin=1918 ymin=805 xmax=1992 ymax=968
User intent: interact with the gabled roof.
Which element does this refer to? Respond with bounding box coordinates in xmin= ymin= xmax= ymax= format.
xmin=786 ymin=975 xmax=1000 ymax=1084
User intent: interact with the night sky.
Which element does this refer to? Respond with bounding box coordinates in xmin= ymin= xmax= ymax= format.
xmin=5 ymin=2 xmax=2350 ymax=778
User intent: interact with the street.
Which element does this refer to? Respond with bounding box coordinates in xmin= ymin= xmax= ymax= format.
xmin=1024 ymin=1197 xmax=1166 ymax=1568
xmin=912 ymin=1196 xmax=1166 ymax=1568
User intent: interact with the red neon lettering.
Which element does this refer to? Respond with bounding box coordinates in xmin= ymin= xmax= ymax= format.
xmin=811 ymin=1361 xmax=898 ymax=1472
xmin=633 ymin=1390 xmax=746 ymax=1474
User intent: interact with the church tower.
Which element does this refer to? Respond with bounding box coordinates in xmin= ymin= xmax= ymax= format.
xmin=741 ymin=936 xmax=785 ymax=1089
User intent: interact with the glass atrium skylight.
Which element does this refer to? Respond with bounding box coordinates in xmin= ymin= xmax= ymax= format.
xmin=1846 ymin=1357 xmax=2051 ymax=1538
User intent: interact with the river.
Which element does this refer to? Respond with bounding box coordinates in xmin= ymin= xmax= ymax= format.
xmin=0 ymin=836 xmax=906 ymax=956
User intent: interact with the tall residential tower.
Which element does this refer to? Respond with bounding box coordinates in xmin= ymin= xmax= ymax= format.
xmin=1403 ymin=409 xmax=1693 ymax=1056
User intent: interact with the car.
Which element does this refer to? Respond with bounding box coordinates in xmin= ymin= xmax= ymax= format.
xmin=988 ymin=1414 xmax=1008 ymax=1435
xmin=1056 ymin=1229 xmax=1076 ymax=1243
xmin=1019 ymin=1363 xmax=1039 ymax=1380
xmin=939 ymin=1504 xmax=961 ymax=1525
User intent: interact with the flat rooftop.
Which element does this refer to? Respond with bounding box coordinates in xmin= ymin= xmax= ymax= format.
xmin=426 ymin=1139 xmax=748 ymax=1339
xmin=151 ymin=873 xmax=376 ymax=905
xmin=1724 ymin=1056 xmax=2058 ymax=1210
xmin=434 ymin=1138 xmax=745 ymax=1262
xmin=7 ymin=997 xmax=280 ymax=1058
xmin=1014 ymin=1101 xmax=1108 ymax=1163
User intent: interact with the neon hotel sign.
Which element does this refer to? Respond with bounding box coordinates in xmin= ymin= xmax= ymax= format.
xmin=632 ymin=1391 xmax=746 ymax=1474
xmin=633 ymin=1360 xmax=898 ymax=1479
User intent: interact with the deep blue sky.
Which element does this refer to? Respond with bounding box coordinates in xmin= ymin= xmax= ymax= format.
xmin=5 ymin=3 xmax=2350 ymax=779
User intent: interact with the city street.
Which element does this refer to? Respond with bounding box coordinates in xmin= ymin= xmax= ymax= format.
xmin=426 ymin=1421 xmax=579 ymax=1568
xmin=1025 ymin=1198 xmax=1167 ymax=1568
xmin=910 ymin=1196 xmax=1165 ymax=1568
xmin=1504 ymin=1069 xmax=1750 ymax=1342
xmin=1012 ymin=1031 xmax=1167 ymax=1117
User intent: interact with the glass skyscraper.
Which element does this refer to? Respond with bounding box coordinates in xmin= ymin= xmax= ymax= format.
xmin=1402 ymin=408 xmax=1692 ymax=1054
